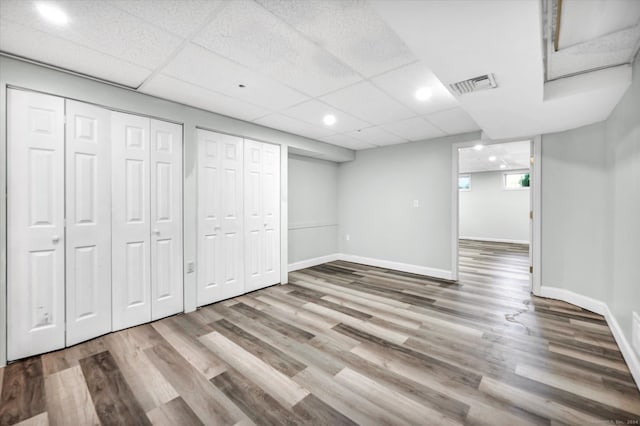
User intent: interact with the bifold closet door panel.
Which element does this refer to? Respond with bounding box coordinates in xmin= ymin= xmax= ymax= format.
xmin=197 ymin=129 xmax=244 ymax=306
xmin=65 ymin=100 xmax=112 ymax=346
xmin=7 ymin=89 xmax=65 ymax=360
xmin=112 ymin=112 xmax=151 ymax=331
xmin=150 ymin=119 xmax=183 ymax=320
xmin=244 ymin=140 xmax=281 ymax=292
xmin=261 ymin=142 xmax=281 ymax=287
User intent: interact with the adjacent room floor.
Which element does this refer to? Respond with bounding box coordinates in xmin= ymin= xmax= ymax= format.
xmin=1 ymin=240 xmax=638 ymax=425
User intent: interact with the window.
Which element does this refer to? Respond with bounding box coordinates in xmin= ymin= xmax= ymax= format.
xmin=458 ymin=174 xmax=471 ymax=191
xmin=504 ymin=172 xmax=530 ymax=190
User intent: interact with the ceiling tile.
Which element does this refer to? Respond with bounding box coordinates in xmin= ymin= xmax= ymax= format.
xmin=425 ymin=107 xmax=481 ymax=135
xmin=282 ymin=100 xmax=370 ymax=133
xmin=321 ymin=81 xmax=415 ymax=125
xmin=256 ymin=0 xmax=415 ymax=77
xmin=192 ymin=0 xmax=360 ymax=97
xmin=0 ymin=0 xmax=182 ymax=69
xmin=0 ymin=19 xmax=152 ymax=87
xmin=381 ymin=117 xmax=446 ymax=141
xmin=159 ymin=43 xmax=309 ymax=110
xmin=371 ymin=62 xmax=459 ymax=115
xmin=140 ymin=74 xmax=270 ymax=121
xmin=321 ymin=133 xmax=377 ymax=150
xmin=459 ymin=140 xmax=530 ymax=173
xmin=345 ymin=126 xmax=407 ymax=146
xmin=254 ymin=113 xmax=334 ymax=139
xmin=108 ymin=0 xmax=223 ymax=38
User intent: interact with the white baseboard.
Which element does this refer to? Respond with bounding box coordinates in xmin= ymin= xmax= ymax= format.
xmin=538 ymin=285 xmax=640 ymax=391
xmin=460 ymin=236 xmax=530 ymax=245
xmin=538 ymin=286 xmax=607 ymax=315
xmin=288 ymin=254 xmax=339 ymax=272
xmin=336 ymin=253 xmax=452 ymax=280
xmin=288 ymin=253 xmax=452 ymax=280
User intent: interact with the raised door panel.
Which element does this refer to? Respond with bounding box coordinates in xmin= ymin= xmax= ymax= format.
xmin=112 ymin=112 xmax=151 ymax=331
xmin=244 ymin=140 xmax=264 ymax=292
xmin=150 ymin=119 xmax=183 ymax=320
xmin=197 ymin=129 xmax=244 ymax=306
xmin=65 ymin=100 xmax=112 ymax=346
xmin=7 ymin=89 xmax=65 ymax=360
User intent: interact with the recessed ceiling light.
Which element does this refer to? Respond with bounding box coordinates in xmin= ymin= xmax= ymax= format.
xmin=323 ymin=114 xmax=336 ymax=126
xmin=474 ymin=144 xmax=483 ymax=151
xmin=415 ymin=87 xmax=433 ymax=101
xmin=489 ymin=156 xmax=496 ymax=161
xmin=500 ymin=164 xmax=507 ymax=169
xmin=36 ymin=2 xmax=69 ymax=26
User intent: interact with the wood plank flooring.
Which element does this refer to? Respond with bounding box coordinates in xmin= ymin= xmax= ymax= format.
xmin=1 ymin=239 xmax=639 ymax=425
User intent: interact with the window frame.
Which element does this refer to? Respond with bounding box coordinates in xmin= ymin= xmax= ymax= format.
xmin=458 ymin=174 xmax=471 ymax=191
xmin=503 ymin=171 xmax=530 ymax=191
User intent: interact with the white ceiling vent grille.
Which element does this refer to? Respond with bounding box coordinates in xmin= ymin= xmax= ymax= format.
xmin=450 ymin=74 xmax=497 ymax=95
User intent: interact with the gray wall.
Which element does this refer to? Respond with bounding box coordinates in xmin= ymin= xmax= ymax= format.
xmin=337 ymin=133 xmax=479 ymax=272
xmin=541 ymin=52 xmax=640 ymax=355
xmin=459 ymin=171 xmax=529 ymax=243
xmin=606 ymin=53 xmax=640 ymax=348
xmin=0 ymin=56 xmax=354 ymax=367
xmin=288 ymin=155 xmax=339 ymax=264
xmin=541 ymin=122 xmax=610 ymax=301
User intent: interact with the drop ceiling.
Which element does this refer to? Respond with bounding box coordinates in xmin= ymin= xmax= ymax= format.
xmin=0 ymin=0 xmax=636 ymax=151
xmin=459 ymin=141 xmax=531 ymax=174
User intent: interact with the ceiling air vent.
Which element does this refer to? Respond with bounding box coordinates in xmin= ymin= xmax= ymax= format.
xmin=449 ymin=74 xmax=497 ymax=95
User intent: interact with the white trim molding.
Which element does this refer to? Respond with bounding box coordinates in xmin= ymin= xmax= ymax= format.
xmin=538 ymin=286 xmax=640 ymax=391
xmin=288 ymin=254 xmax=340 ymax=273
xmin=459 ymin=236 xmax=530 ymax=245
xmin=288 ymin=253 xmax=452 ymax=281
xmin=337 ymin=254 xmax=452 ymax=280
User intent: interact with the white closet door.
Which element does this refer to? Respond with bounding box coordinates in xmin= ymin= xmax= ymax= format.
xmin=65 ymin=100 xmax=112 ymax=346
xmin=261 ymin=142 xmax=281 ymax=286
xmin=112 ymin=112 xmax=151 ymax=331
xmin=7 ymin=89 xmax=65 ymax=360
xmin=244 ymin=140 xmax=280 ymax=292
xmin=150 ymin=119 xmax=183 ymax=320
xmin=197 ymin=129 xmax=244 ymax=306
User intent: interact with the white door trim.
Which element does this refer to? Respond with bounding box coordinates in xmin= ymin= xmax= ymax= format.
xmin=451 ymin=136 xmax=541 ymax=292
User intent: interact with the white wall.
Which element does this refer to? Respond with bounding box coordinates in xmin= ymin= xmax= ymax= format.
xmin=288 ymin=155 xmax=339 ymax=264
xmin=459 ymin=171 xmax=529 ymax=243
xmin=337 ymin=132 xmax=480 ymax=278
xmin=540 ymin=52 xmax=640 ymax=383
xmin=0 ymin=56 xmax=354 ymax=367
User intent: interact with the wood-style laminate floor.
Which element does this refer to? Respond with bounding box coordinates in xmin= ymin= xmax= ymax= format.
xmin=1 ymin=239 xmax=639 ymax=425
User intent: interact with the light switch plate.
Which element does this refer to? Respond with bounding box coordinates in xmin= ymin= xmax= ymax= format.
xmin=633 ymin=311 xmax=640 ymax=356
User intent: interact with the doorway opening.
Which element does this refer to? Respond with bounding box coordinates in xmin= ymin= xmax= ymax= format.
xmin=451 ymin=138 xmax=540 ymax=294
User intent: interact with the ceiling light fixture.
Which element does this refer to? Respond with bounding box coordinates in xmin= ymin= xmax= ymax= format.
xmin=415 ymin=87 xmax=433 ymax=101
xmin=500 ymin=164 xmax=507 ymax=169
xmin=36 ymin=2 xmax=69 ymax=26
xmin=323 ymin=114 xmax=336 ymax=126
xmin=488 ymin=156 xmax=496 ymax=161
xmin=474 ymin=144 xmax=483 ymax=151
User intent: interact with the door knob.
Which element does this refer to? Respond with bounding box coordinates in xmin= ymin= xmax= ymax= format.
xmin=214 ymin=225 xmax=221 ymax=230
xmin=152 ymin=228 xmax=160 ymax=235
xmin=263 ymin=223 xmax=268 ymax=227
xmin=52 ymin=235 xmax=60 ymax=243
